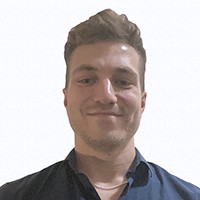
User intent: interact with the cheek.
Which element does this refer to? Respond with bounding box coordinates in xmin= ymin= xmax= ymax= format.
xmin=123 ymin=95 xmax=142 ymax=124
xmin=121 ymin=92 xmax=141 ymax=109
xmin=66 ymin=91 xmax=89 ymax=114
xmin=120 ymin=94 xmax=143 ymax=123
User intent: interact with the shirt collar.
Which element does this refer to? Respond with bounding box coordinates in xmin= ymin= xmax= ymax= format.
xmin=65 ymin=148 xmax=78 ymax=173
xmin=65 ymin=147 xmax=153 ymax=177
xmin=133 ymin=148 xmax=153 ymax=177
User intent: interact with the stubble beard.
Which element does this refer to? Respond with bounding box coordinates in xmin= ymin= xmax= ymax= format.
xmin=78 ymin=128 xmax=136 ymax=154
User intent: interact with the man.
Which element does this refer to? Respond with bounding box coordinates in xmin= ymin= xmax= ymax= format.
xmin=0 ymin=8 xmax=200 ymax=200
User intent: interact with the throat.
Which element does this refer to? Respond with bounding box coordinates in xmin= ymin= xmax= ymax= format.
xmin=76 ymin=146 xmax=136 ymax=182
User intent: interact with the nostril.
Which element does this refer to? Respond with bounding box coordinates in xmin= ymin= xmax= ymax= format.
xmin=93 ymin=90 xmax=117 ymax=104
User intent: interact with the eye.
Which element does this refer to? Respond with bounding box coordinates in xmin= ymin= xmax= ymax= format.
xmin=77 ymin=78 xmax=96 ymax=86
xmin=115 ymin=79 xmax=133 ymax=88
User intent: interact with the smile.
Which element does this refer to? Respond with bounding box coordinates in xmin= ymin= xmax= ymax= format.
xmin=87 ymin=112 xmax=122 ymax=117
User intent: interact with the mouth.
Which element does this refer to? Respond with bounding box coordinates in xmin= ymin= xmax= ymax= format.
xmin=87 ymin=112 xmax=122 ymax=117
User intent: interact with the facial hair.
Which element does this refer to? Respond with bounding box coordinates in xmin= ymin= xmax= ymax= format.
xmin=78 ymin=127 xmax=137 ymax=154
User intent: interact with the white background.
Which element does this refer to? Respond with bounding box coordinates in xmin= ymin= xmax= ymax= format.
xmin=0 ymin=0 xmax=200 ymax=187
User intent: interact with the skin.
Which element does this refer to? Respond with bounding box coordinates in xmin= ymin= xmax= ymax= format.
xmin=63 ymin=41 xmax=147 ymax=199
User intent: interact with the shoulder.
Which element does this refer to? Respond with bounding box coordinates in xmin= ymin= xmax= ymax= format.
xmin=0 ymin=161 xmax=64 ymax=200
xmin=148 ymin=162 xmax=200 ymax=196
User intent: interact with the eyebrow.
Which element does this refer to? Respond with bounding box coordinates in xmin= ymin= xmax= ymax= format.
xmin=114 ymin=66 xmax=138 ymax=76
xmin=113 ymin=66 xmax=139 ymax=82
xmin=71 ymin=64 xmax=97 ymax=76
xmin=71 ymin=64 xmax=138 ymax=78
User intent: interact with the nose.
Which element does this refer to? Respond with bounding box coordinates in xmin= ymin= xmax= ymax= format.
xmin=93 ymin=79 xmax=117 ymax=104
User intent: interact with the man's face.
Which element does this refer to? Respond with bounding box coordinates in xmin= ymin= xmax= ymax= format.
xmin=63 ymin=41 xmax=146 ymax=152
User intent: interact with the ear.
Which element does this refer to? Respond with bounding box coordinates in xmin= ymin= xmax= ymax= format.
xmin=63 ymin=88 xmax=68 ymax=107
xmin=141 ymin=92 xmax=147 ymax=113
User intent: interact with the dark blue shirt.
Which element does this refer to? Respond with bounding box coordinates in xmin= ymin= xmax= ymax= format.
xmin=0 ymin=148 xmax=200 ymax=200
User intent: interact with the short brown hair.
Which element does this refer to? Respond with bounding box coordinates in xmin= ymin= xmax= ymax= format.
xmin=64 ymin=9 xmax=146 ymax=91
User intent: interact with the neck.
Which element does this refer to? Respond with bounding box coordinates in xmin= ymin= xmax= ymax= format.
xmin=75 ymin=139 xmax=136 ymax=184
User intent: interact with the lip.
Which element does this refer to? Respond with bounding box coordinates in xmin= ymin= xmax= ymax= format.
xmin=87 ymin=112 xmax=122 ymax=117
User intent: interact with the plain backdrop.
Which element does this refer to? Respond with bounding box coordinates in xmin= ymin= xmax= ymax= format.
xmin=0 ymin=0 xmax=200 ymax=187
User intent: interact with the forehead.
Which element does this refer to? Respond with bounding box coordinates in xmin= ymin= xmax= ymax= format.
xmin=69 ymin=41 xmax=140 ymax=75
